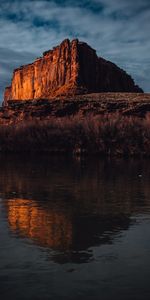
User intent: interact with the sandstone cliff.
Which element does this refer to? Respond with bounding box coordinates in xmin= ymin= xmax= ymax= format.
xmin=3 ymin=39 xmax=143 ymax=104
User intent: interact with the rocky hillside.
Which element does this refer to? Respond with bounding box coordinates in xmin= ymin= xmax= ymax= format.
xmin=4 ymin=39 xmax=142 ymax=105
xmin=0 ymin=93 xmax=150 ymax=125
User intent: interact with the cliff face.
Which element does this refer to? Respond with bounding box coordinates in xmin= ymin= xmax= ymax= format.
xmin=3 ymin=39 xmax=143 ymax=104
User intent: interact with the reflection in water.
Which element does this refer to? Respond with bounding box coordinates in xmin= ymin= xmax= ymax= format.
xmin=0 ymin=155 xmax=150 ymax=264
xmin=1 ymin=155 xmax=150 ymax=299
xmin=7 ymin=198 xmax=72 ymax=251
xmin=6 ymin=198 xmax=131 ymax=263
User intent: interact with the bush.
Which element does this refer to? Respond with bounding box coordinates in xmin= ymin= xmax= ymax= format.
xmin=0 ymin=113 xmax=150 ymax=156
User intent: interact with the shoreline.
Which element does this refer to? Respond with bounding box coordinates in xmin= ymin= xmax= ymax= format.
xmin=1 ymin=93 xmax=150 ymax=156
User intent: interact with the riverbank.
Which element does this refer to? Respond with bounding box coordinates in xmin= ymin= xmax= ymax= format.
xmin=0 ymin=93 xmax=150 ymax=156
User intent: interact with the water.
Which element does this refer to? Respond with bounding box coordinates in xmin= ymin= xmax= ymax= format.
xmin=0 ymin=155 xmax=150 ymax=300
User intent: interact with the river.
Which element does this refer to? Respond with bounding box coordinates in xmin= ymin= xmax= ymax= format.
xmin=0 ymin=155 xmax=150 ymax=299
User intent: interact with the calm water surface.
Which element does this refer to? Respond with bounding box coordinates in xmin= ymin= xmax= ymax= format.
xmin=0 ymin=155 xmax=150 ymax=299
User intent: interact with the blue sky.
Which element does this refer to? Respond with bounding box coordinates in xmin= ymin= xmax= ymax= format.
xmin=0 ymin=0 xmax=150 ymax=101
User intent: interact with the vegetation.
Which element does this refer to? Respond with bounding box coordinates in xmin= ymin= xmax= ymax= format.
xmin=0 ymin=113 xmax=150 ymax=156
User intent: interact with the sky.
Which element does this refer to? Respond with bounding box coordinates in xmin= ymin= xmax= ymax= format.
xmin=0 ymin=0 xmax=150 ymax=101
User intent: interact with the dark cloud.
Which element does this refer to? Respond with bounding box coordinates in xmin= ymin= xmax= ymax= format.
xmin=0 ymin=0 xmax=149 ymax=102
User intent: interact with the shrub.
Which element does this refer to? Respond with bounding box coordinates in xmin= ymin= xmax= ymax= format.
xmin=0 ymin=113 xmax=150 ymax=156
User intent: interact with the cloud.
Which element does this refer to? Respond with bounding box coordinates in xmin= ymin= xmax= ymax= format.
xmin=0 ymin=0 xmax=149 ymax=102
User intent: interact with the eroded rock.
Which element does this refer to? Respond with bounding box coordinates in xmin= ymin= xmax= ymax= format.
xmin=3 ymin=39 xmax=143 ymax=105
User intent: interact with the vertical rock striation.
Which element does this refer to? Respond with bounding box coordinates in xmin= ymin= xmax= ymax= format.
xmin=3 ymin=39 xmax=143 ymax=104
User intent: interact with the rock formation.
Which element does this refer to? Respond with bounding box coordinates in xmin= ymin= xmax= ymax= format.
xmin=3 ymin=39 xmax=143 ymax=104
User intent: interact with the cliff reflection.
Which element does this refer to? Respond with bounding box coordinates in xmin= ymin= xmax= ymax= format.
xmin=6 ymin=197 xmax=130 ymax=263
xmin=7 ymin=198 xmax=72 ymax=250
xmin=1 ymin=155 xmax=150 ymax=263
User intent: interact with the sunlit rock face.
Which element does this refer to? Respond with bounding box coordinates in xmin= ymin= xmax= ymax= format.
xmin=3 ymin=39 xmax=143 ymax=104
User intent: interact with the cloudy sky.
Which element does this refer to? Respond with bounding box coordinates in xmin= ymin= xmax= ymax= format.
xmin=0 ymin=0 xmax=150 ymax=101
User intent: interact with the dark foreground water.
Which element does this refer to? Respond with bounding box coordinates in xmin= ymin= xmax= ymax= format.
xmin=0 ymin=155 xmax=150 ymax=300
